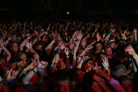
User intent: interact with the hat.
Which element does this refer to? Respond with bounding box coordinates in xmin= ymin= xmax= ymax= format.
xmin=108 ymin=39 xmax=116 ymax=45
xmin=113 ymin=64 xmax=131 ymax=77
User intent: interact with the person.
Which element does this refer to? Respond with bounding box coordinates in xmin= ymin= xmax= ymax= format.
xmin=54 ymin=74 xmax=70 ymax=92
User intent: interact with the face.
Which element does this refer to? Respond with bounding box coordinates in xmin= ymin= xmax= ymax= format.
xmin=69 ymin=43 xmax=75 ymax=50
xmin=57 ymin=58 xmax=65 ymax=68
xmin=21 ymin=33 xmax=26 ymax=39
xmin=11 ymin=43 xmax=18 ymax=53
xmin=110 ymin=42 xmax=116 ymax=49
xmin=105 ymin=47 xmax=112 ymax=56
xmin=37 ymin=44 xmax=43 ymax=51
xmin=20 ymin=53 xmax=27 ymax=62
xmin=19 ymin=60 xmax=27 ymax=67
xmin=58 ymin=83 xmax=70 ymax=92
xmin=96 ymin=43 xmax=102 ymax=51
xmin=17 ymin=36 xmax=22 ymax=43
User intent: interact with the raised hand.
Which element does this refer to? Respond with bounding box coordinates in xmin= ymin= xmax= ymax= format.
xmin=82 ymin=55 xmax=90 ymax=61
xmin=111 ymin=28 xmax=115 ymax=33
xmin=27 ymin=34 xmax=33 ymax=40
xmin=25 ymin=41 xmax=33 ymax=50
xmin=96 ymin=32 xmax=101 ymax=41
xmin=102 ymin=57 xmax=109 ymax=70
xmin=133 ymin=28 xmax=137 ymax=33
xmin=85 ymin=45 xmax=93 ymax=51
xmin=64 ymin=47 xmax=69 ymax=56
xmin=6 ymin=69 xmax=19 ymax=82
xmin=125 ymin=46 xmax=136 ymax=56
xmin=77 ymin=31 xmax=83 ymax=40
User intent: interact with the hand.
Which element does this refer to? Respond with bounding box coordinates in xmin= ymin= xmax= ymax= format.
xmin=64 ymin=47 xmax=69 ymax=56
xmin=82 ymin=56 xmax=90 ymax=61
xmin=111 ymin=28 xmax=115 ymax=33
xmin=77 ymin=31 xmax=83 ymax=40
xmin=102 ymin=33 xmax=106 ymax=38
xmin=85 ymin=45 xmax=93 ymax=51
xmin=25 ymin=41 xmax=33 ymax=50
xmin=39 ymin=31 xmax=45 ymax=37
xmin=25 ymin=61 xmax=37 ymax=71
xmin=102 ymin=57 xmax=109 ymax=70
xmin=96 ymin=32 xmax=101 ymax=41
xmin=133 ymin=28 xmax=137 ymax=33
xmin=125 ymin=46 xmax=136 ymax=56
xmin=6 ymin=69 xmax=19 ymax=82
xmin=34 ymin=30 xmax=38 ymax=36
xmin=93 ymin=64 xmax=105 ymax=77
xmin=27 ymin=34 xmax=33 ymax=40
xmin=37 ymin=61 xmax=48 ymax=69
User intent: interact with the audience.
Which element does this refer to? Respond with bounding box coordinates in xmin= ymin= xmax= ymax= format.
xmin=0 ymin=17 xmax=138 ymax=92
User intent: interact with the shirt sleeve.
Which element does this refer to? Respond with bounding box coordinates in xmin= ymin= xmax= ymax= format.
xmin=109 ymin=78 xmax=125 ymax=92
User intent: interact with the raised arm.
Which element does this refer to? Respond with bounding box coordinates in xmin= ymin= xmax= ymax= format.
xmin=22 ymin=61 xmax=48 ymax=85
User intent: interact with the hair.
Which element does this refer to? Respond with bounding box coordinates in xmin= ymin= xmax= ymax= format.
xmin=17 ymin=51 xmax=27 ymax=60
xmin=54 ymin=74 xmax=70 ymax=87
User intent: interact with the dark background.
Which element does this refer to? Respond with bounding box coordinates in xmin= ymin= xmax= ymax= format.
xmin=0 ymin=0 xmax=138 ymax=18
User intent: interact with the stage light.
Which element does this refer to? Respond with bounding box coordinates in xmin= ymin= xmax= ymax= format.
xmin=67 ymin=12 xmax=69 ymax=14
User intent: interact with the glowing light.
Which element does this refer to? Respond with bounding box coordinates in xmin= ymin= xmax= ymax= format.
xmin=67 ymin=12 xmax=69 ymax=14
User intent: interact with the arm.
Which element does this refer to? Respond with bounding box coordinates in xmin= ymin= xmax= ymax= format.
xmin=64 ymin=48 xmax=70 ymax=72
xmin=134 ymin=28 xmax=137 ymax=42
xmin=94 ymin=67 xmax=125 ymax=92
xmin=19 ymin=35 xmax=32 ymax=51
xmin=93 ymin=75 xmax=111 ymax=92
xmin=125 ymin=46 xmax=138 ymax=66
xmin=22 ymin=61 xmax=48 ymax=85
xmin=1 ymin=45 xmax=11 ymax=63
xmin=73 ymin=32 xmax=83 ymax=67
xmin=104 ymin=28 xmax=115 ymax=40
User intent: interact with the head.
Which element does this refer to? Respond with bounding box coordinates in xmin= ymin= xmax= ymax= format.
xmin=69 ymin=42 xmax=75 ymax=50
xmin=82 ymin=58 xmax=95 ymax=73
xmin=109 ymin=42 xmax=116 ymax=49
xmin=17 ymin=36 xmax=22 ymax=43
xmin=11 ymin=42 xmax=18 ymax=53
xmin=17 ymin=51 xmax=27 ymax=62
xmin=35 ymin=42 xmax=43 ymax=51
xmin=83 ymin=71 xmax=102 ymax=92
xmin=57 ymin=58 xmax=65 ymax=69
xmin=105 ymin=46 xmax=112 ymax=56
xmin=54 ymin=74 xmax=70 ymax=92
xmin=95 ymin=42 xmax=103 ymax=52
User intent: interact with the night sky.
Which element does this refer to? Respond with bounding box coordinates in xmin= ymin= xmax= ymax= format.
xmin=0 ymin=0 xmax=138 ymax=16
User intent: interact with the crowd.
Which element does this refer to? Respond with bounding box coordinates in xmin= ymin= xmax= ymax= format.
xmin=0 ymin=17 xmax=138 ymax=92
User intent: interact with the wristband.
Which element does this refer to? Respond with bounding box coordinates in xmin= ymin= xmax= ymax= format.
xmin=133 ymin=54 xmax=138 ymax=59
